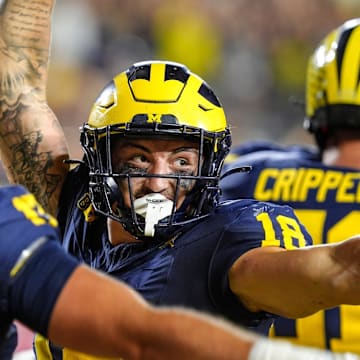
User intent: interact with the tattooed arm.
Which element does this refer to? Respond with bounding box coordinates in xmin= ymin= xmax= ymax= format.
xmin=0 ymin=0 xmax=69 ymax=215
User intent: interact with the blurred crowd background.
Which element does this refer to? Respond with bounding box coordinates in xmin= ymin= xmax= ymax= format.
xmin=2 ymin=0 xmax=360 ymax=183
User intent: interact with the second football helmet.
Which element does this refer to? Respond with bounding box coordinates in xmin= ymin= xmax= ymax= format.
xmin=304 ymin=18 xmax=360 ymax=149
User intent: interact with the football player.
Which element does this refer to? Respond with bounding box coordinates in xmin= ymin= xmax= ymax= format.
xmin=2 ymin=1 xmax=360 ymax=359
xmin=1 ymin=185 xmax=359 ymax=360
xmin=221 ymin=18 xmax=360 ymax=354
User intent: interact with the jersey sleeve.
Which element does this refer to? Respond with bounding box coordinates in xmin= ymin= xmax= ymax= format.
xmin=208 ymin=200 xmax=312 ymax=327
xmin=0 ymin=185 xmax=79 ymax=336
xmin=221 ymin=199 xmax=312 ymax=253
xmin=9 ymin=239 xmax=78 ymax=336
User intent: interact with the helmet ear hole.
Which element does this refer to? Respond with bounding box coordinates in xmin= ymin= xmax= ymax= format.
xmin=305 ymin=108 xmax=327 ymax=133
xmin=306 ymin=108 xmax=331 ymax=150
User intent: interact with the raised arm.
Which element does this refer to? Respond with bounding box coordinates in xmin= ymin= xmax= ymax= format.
xmin=0 ymin=0 xmax=70 ymax=215
xmin=229 ymin=237 xmax=360 ymax=318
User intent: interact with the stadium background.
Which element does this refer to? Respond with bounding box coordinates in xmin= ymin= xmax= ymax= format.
xmin=3 ymin=0 xmax=360 ymax=184
xmin=9 ymin=0 xmax=360 ymax=358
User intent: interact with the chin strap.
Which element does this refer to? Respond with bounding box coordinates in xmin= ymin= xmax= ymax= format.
xmin=134 ymin=194 xmax=174 ymax=237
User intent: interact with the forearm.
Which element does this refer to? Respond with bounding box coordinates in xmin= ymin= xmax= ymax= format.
xmin=140 ymin=307 xmax=255 ymax=360
xmin=0 ymin=0 xmax=69 ymax=214
xmin=122 ymin=294 xmax=360 ymax=360
xmin=229 ymin=245 xmax=347 ymax=318
xmin=0 ymin=100 xmax=69 ymax=214
xmin=330 ymin=236 xmax=360 ymax=304
xmin=47 ymin=263 xmax=360 ymax=360
xmin=49 ymin=266 xmax=254 ymax=360
xmin=2 ymin=0 xmax=55 ymax=97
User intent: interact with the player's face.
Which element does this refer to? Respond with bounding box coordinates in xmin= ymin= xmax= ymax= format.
xmin=111 ymin=138 xmax=201 ymax=209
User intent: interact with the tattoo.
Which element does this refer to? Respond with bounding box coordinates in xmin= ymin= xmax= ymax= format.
xmin=4 ymin=0 xmax=52 ymax=47
xmin=0 ymin=0 xmax=52 ymax=95
xmin=12 ymin=132 xmax=59 ymax=207
xmin=0 ymin=0 xmax=58 ymax=210
xmin=0 ymin=100 xmax=60 ymax=209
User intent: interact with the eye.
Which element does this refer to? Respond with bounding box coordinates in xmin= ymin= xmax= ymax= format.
xmin=122 ymin=154 xmax=150 ymax=169
xmin=132 ymin=155 xmax=148 ymax=164
xmin=175 ymin=158 xmax=189 ymax=167
xmin=121 ymin=155 xmax=150 ymax=172
xmin=113 ymin=154 xmax=150 ymax=174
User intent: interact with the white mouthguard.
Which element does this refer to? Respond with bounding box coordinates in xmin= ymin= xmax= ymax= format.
xmin=133 ymin=193 xmax=174 ymax=236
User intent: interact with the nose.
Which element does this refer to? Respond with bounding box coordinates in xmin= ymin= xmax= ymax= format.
xmin=144 ymin=175 xmax=170 ymax=193
xmin=143 ymin=159 xmax=172 ymax=193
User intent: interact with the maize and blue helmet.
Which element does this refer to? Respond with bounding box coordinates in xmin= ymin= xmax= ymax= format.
xmin=80 ymin=60 xmax=231 ymax=239
xmin=304 ymin=18 xmax=360 ymax=149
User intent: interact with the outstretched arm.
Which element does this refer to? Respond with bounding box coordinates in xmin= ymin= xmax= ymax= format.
xmin=43 ymin=263 xmax=360 ymax=360
xmin=0 ymin=0 xmax=69 ymax=215
xmin=49 ymin=264 xmax=256 ymax=359
xmin=229 ymin=237 xmax=360 ymax=318
xmin=49 ymin=264 xmax=360 ymax=360
xmin=4 ymin=184 xmax=359 ymax=360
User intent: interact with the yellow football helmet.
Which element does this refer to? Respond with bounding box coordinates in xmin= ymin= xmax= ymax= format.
xmin=304 ymin=18 xmax=360 ymax=149
xmin=80 ymin=60 xmax=231 ymax=239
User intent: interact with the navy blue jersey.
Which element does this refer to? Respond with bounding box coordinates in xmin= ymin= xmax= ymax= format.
xmin=228 ymin=141 xmax=319 ymax=159
xmin=34 ymin=163 xmax=312 ymax=360
xmin=221 ymin=142 xmax=360 ymax=353
xmin=0 ymin=185 xmax=78 ymax=357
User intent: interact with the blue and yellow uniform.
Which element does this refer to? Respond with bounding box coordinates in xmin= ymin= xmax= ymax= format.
xmin=0 ymin=185 xmax=78 ymax=358
xmin=33 ymin=163 xmax=312 ymax=359
xmin=221 ymin=142 xmax=360 ymax=353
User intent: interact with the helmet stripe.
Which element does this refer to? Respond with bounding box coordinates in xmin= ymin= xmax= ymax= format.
xmin=336 ymin=26 xmax=353 ymax=85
